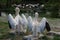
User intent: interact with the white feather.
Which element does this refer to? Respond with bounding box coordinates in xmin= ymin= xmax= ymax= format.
xmin=14 ymin=14 xmax=24 ymax=32
xmin=8 ymin=14 xmax=17 ymax=29
xmin=37 ymin=17 xmax=47 ymax=33
xmin=21 ymin=14 xmax=28 ymax=32
xmin=21 ymin=14 xmax=28 ymax=25
xmin=28 ymin=16 xmax=34 ymax=31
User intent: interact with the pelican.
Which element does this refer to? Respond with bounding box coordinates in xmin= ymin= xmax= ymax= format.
xmin=27 ymin=13 xmax=51 ymax=37
xmin=14 ymin=7 xmax=24 ymax=33
xmin=27 ymin=13 xmax=51 ymax=40
xmin=27 ymin=12 xmax=39 ymax=37
xmin=32 ymin=12 xmax=39 ymax=37
xmin=33 ymin=12 xmax=39 ymax=27
xmin=8 ymin=7 xmax=24 ymax=33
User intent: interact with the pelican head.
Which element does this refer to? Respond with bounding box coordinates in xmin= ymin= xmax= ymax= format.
xmin=15 ymin=7 xmax=20 ymax=15
xmin=35 ymin=12 xmax=38 ymax=19
xmin=35 ymin=12 xmax=38 ymax=18
xmin=42 ymin=17 xmax=47 ymax=22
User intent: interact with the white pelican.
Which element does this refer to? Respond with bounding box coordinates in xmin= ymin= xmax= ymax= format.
xmin=14 ymin=7 xmax=24 ymax=33
xmin=32 ymin=12 xmax=39 ymax=37
xmin=27 ymin=12 xmax=39 ymax=37
xmin=27 ymin=15 xmax=51 ymax=37
xmin=8 ymin=7 xmax=24 ymax=33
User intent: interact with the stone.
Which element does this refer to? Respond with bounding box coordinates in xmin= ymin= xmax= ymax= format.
xmin=1 ymin=12 xmax=6 ymax=17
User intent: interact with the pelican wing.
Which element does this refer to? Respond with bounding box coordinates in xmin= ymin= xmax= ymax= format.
xmin=20 ymin=14 xmax=28 ymax=32
xmin=27 ymin=16 xmax=34 ymax=31
xmin=37 ymin=17 xmax=47 ymax=33
xmin=8 ymin=14 xmax=17 ymax=29
xmin=21 ymin=14 xmax=28 ymax=25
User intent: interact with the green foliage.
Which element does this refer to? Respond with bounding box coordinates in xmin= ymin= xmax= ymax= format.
xmin=6 ymin=7 xmax=15 ymax=14
xmin=44 ymin=0 xmax=60 ymax=18
xmin=15 ymin=0 xmax=22 ymax=4
xmin=53 ymin=35 xmax=60 ymax=40
xmin=0 ymin=0 xmax=7 ymax=3
xmin=0 ymin=0 xmax=60 ymax=18
xmin=50 ymin=5 xmax=59 ymax=18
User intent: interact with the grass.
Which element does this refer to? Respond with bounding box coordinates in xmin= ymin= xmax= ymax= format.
xmin=0 ymin=16 xmax=60 ymax=40
xmin=53 ymin=35 xmax=60 ymax=40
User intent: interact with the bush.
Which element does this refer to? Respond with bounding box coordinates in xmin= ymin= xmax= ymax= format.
xmin=50 ymin=5 xmax=59 ymax=18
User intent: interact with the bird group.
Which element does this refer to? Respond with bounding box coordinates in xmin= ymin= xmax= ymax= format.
xmin=8 ymin=7 xmax=51 ymax=36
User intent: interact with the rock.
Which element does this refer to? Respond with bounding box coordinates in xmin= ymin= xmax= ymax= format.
xmin=39 ymin=34 xmax=44 ymax=38
xmin=23 ymin=35 xmax=32 ymax=40
xmin=1 ymin=12 xmax=6 ymax=17
xmin=47 ymin=31 xmax=60 ymax=35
